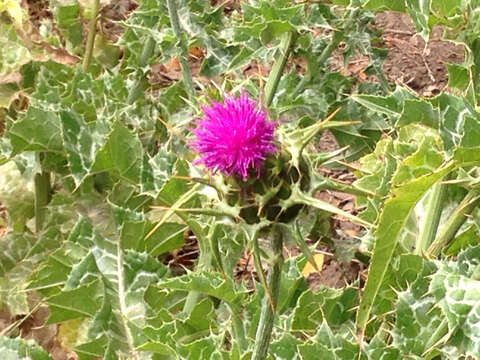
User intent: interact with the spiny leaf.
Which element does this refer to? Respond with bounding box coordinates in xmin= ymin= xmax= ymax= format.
xmin=429 ymin=252 xmax=480 ymax=357
xmin=0 ymin=23 xmax=30 ymax=75
xmin=60 ymin=110 xmax=103 ymax=187
xmin=156 ymin=271 xmax=245 ymax=313
xmin=292 ymin=287 xmax=357 ymax=331
xmin=47 ymin=280 xmax=101 ymax=324
xmin=92 ymin=121 xmax=143 ymax=184
xmin=9 ymin=107 xmax=64 ymax=154
xmin=405 ymin=0 xmax=431 ymax=40
xmin=51 ymin=1 xmax=83 ymax=49
xmin=363 ymin=0 xmax=406 ymax=12
xmin=356 ymin=161 xmax=454 ymax=338
xmin=0 ymin=232 xmax=37 ymax=277
xmin=297 ymin=321 xmax=360 ymax=359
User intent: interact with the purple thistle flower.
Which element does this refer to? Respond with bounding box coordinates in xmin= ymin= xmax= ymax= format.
xmin=191 ymin=92 xmax=276 ymax=180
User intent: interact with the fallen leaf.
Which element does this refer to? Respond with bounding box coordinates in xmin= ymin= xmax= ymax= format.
xmin=302 ymin=253 xmax=324 ymax=277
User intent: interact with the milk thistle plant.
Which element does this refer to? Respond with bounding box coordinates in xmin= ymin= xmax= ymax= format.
xmin=4 ymin=0 xmax=480 ymax=359
xmin=186 ymin=91 xmax=371 ymax=359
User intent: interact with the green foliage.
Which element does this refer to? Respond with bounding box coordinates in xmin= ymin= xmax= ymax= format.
xmin=49 ymin=0 xmax=83 ymax=52
xmin=391 ymin=247 xmax=480 ymax=359
xmin=291 ymin=287 xmax=357 ymax=331
xmin=0 ymin=161 xmax=35 ymax=230
xmin=0 ymin=23 xmax=30 ymax=75
xmin=353 ymin=75 xmax=480 ymax=338
xmin=0 ymin=336 xmax=51 ymax=360
xmin=1 ymin=0 xmax=480 ymax=359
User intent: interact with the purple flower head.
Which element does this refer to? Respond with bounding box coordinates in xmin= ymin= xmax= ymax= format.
xmin=191 ymin=92 xmax=276 ymax=180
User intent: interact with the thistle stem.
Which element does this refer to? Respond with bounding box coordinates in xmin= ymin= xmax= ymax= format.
xmin=166 ymin=0 xmax=196 ymax=101
xmin=182 ymin=221 xmax=247 ymax=354
xmin=311 ymin=173 xmax=376 ymax=197
xmin=182 ymin=246 xmax=211 ymax=313
xmin=264 ymin=31 xmax=297 ymax=107
xmin=182 ymin=219 xmax=212 ymax=315
xmin=82 ymin=0 xmax=100 ymax=72
xmin=231 ymin=311 xmax=248 ymax=354
xmin=415 ymin=181 xmax=446 ymax=255
xmin=251 ymin=229 xmax=283 ymax=360
xmin=251 ymin=232 xmax=275 ymax=312
xmin=127 ymin=37 xmax=156 ymax=104
xmin=155 ymin=191 xmax=213 ymax=315
xmin=34 ymin=170 xmax=51 ymax=233
xmin=427 ymin=189 xmax=480 ymax=257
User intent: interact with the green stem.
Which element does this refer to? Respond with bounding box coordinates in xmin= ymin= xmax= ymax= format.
xmin=138 ymin=37 xmax=156 ymax=69
xmin=251 ymin=229 xmax=283 ymax=360
xmin=231 ymin=311 xmax=248 ymax=354
xmin=182 ymin=221 xmax=247 ymax=354
xmin=427 ymin=189 xmax=480 ymax=257
xmin=264 ymin=31 xmax=297 ymax=107
xmin=415 ymin=182 xmax=447 ymax=255
xmin=166 ymin=0 xmax=196 ymax=101
xmin=182 ymin=220 xmax=213 ymax=314
xmin=82 ymin=0 xmax=100 ymax=72
xmin=290 ymin=186 xmax=373 ymax=228
xmin=251 ymin=231 xmax=275 ymax=312
xmin=127 ymin=37 xmax=156 ymax=104
xmin=155 ymin=190 xmax=214 ymax=315
xmin=34 ymin=170 xmax=51 ymax=233
xmin=209 ymin=225 xmax=226 ymax=276
xmin=182 ymin=252 xmax=211 ymax=314
xmin=311 ymin=173 xmax=377 ymax=197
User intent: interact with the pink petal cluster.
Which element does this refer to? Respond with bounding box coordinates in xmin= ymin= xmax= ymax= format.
xmin=191 ymin=92 xmax=276 ymax=180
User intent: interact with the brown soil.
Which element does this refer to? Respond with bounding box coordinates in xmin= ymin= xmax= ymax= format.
xmin=307 ymin=257 xmax=362 ymax=290
xmin=0 ymin=302 xmax=76 ymax=360
xmin=234 ymin=250 xmax=258 ymax=291
xmin=24 ymin=0 xmax=53 ymax=29
xmin=100 ymin=0 xmax=138 ymax=43
xmin=161 ymin=231 xmax=199 ymax=275
xmin=211 ymin=0 xmax=242 ymax=16
xmin=149 ymin=47 xmax=205 ymax=86
xmin=376 ymin=12 xmax=465 ymax=96
xmin=331 ymin=12 xmax=465 ymax=97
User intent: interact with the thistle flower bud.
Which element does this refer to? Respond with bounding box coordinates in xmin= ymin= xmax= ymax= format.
xmin=190 ymin=92 xmax=328 ymax=225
